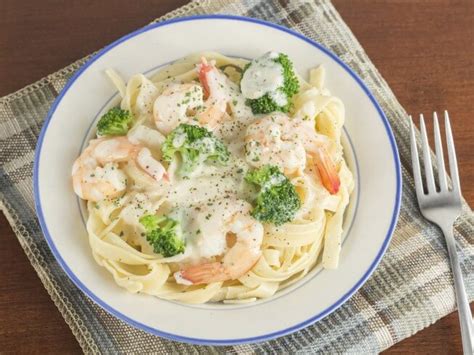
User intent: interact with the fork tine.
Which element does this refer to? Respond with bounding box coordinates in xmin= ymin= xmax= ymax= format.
xmin=444 ymin=111 xmax=461 ymax=193
xmin=419 ymin=114 xmax=436 ymax=193
xmin=410 ymin=116 xmax=424 ymax=197
xmin=433 ymin=112 xmax=448 ymax=191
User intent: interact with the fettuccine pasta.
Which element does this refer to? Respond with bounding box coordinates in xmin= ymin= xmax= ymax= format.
xmin=71 ymin=51 xmax=354 ymax=304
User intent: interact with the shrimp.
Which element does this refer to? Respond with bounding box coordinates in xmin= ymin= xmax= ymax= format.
xmin=153 ymin=57 xmax=246 ymax=135
xmin=72 ymin=136 xmax=167 ymax=202
xmin=245 ymin=113 xmax=340 ymax=194
xmin=175 ymin=200 xmax=264 ymax=285
xmin=153 ymin=58 xmax=231 ymax=134
xmin=153 ymin=83 xmax=204 ymax=135
xmin=311 ymin=146 xmax=340 ymax=194
xmin=291 ymin=118 xmax=341 ymax=194
xmin=195 ymin=57 xmax=232 ymax=129
xmin=245 ymin=113 xmax=307 ymax=175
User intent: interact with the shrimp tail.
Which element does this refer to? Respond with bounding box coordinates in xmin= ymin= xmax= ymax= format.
xmin=198 ymin=57 xmax=213 ymax=99
xmin=177 ymin=262 xmax=228 ymax=285
xmin=314 ymin=147 xmax=340 ymax=194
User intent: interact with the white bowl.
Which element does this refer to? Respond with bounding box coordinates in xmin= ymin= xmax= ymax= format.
xmin=34 ymin=15 xmax=401 ymax=345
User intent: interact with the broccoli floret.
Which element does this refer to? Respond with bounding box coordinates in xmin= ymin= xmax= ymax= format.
xmin=245 ymin=165 xmax=301 ymax=226
xmin=139 ymin=214 xmax=185 ymax=257
xmin=96 ymin=107 xmax=133 ymax=136
xmin=162 ymin=123 xmax=230 ymax=176
xmin=246 ymin=94 xmax=286 ymax=115
xmin=241 ymin=52 xmax=299 ymax=114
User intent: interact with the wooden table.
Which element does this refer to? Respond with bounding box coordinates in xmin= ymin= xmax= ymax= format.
xmin=0 ymin=1 xmax=472 ymax=353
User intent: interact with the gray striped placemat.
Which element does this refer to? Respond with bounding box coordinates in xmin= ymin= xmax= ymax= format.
xmin=1 ymin=0 xmax=473 ymax=353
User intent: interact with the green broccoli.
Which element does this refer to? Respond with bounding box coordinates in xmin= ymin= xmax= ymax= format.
xmin=139 ymin=214 xmax=185 ymax=257
xmin=96 ymin=107 xmax=133 ymax=136
xmin=240 ymin=52 xmax=299 ymax=114
xmin=245 ymin=165 xmax=301 ymax=226
xmin=162 ymin=123 xmax=230 ymax=176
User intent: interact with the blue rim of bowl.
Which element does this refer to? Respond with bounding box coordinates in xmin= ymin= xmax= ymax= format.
xmin=33 ymin=14 xmax=402 ymax=346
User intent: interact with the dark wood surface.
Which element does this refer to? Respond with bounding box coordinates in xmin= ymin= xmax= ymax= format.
xmin=0 ymin=1 xmax=472 ymax=353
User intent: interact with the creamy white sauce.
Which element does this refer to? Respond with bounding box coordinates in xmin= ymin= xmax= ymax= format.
xmin=193 ymin=205 xmax=229 ymax=258
xmin=267 ymin=173 xmax=286 ymax=187
xmin=269 ymin=89 xmax=287 ymax=106
xmin=172 ymin=131 xmax=187 ymax=148
xmin=120 ymin=193 xmax=152 ymax=226
xmin=119 ymin=57 xmax=309 ymax=263
xmin=191 ymin=137 xmax=216 ymax=153
xmin=153 ymin=84 xmax=203 ymax=135
xmin=165 ymin=162 xmax=248 ymax=207
xmin=160 ymin=155 xmax=252 ymax=260
xmin=240 ymin=51 xmax=285 ymax=105
xmin=127 ymin=125 xmax=165 ymax=149
xmin=85 ymin=162 xmax=127 ymax=193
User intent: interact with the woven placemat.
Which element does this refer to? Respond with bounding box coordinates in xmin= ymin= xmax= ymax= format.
xmin=1 ymin=0 xmax=473 ymax=353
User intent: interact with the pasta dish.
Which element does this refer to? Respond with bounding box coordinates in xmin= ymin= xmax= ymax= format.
xmin=71 ymin=51 xmax=354 ymax=304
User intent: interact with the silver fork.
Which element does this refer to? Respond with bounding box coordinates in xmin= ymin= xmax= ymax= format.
xmin=410 ymin=111 xmax=473 ymax=355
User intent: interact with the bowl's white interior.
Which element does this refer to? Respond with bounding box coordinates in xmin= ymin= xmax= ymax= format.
xmin=35 ymin=17 xmax=400 ymax=344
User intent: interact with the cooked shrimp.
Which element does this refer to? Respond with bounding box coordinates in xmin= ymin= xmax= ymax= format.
xmin=72 ymin=137 xmax=167 ymax=202
xmin=153 ymin=83 xmax=204 ymax=135
xmin=245 ymin=113 xmax=307 ymax=175
xmin=291 ymin=118 xmax=341 ymax=194
xmin=153 ymin=58 xmax=246 ymax=135
xmin=175 ymin=200 xmax=263 ymax=285
xmin=245 ymin=113 xmax=340 ymax=194
xmin=196 ymin=57 xmax=233 ymax=128
xmin=312 ymin=147 xmax=340 ymax=194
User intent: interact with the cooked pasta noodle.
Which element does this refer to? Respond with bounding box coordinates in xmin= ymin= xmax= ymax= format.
xmin=73 ymin=52 xmax=354 ymax=304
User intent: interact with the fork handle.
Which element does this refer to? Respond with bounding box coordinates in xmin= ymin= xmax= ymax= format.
xmin=441 ymin=224 xmax=474 ymax=355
